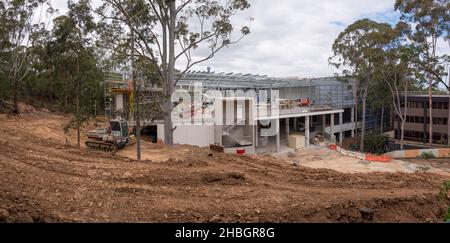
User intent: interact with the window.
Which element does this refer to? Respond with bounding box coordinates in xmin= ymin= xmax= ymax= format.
xmin=432 ymin=102 xmax=449 ymax=110
xmin=121 ymin=121 xmax=129 ymax=137
xmin=433 ymin=117 xmax=448 ymax=125
xmin=404 ymin=130 xmax=424 ymax=141
xmin=414 ymin=116 xmax=420 ymax=123
xmin=110 ymin=121 xmax=121 ymax=132
xmin=406 ymin=116 xmax=426 ymax=124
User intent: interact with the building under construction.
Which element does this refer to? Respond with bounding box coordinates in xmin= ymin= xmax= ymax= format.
xmin=104 ymin=71 xmax=358 ymax=154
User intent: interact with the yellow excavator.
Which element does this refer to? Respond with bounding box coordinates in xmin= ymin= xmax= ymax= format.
xmin=85 ymin=119 xmax=136 ymax=152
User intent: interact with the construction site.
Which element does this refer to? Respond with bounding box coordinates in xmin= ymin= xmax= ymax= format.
xmin=104 ymin=71 xmax=359 ymax=154
xmin=0 ymin=85 xmax=449 ymax=223
xmin=2 ymin=0 xmax=450 ymax=231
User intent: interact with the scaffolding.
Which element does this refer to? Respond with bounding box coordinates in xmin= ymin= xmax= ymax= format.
xmin=104 ymin=72 xmax=165 ymax=122
xmin=176 ymin=71 xmax=356 ymax=109
xmin=104 ymin=71 xmax=356 ymax=122
xmin=104 ymin=72 xmax=131 ymax=117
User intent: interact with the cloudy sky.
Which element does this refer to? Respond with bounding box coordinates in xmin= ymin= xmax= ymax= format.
xmin=50 ymin=0 xmax=409 ymax=77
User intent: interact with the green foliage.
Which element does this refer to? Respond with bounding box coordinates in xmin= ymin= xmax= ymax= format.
xmin=0 ymin=0 xmax=103 ymax=116
xmin=349 ymin=144 xmax=359 ymax=152
xmin=438 ymin=180 xmax=450 ymax=222
xmin=439 ymin=181 xmax=450 ymax=201
xmin=63 ymin=106 xmax=92 ymax=134
xmin=395 ymin=0 xmax=450 ymax=89
xmin=418 ymin=151 xmax=436 ymax=160
xmin=330 ymin=18 xmax=400 ymax=152
xmin=0 ymin=0 xmax=55 ymax=111
xmin=0 ymin=73 xmax=10 ymax=100
xmin=363 ymin=133 xmax=389 ymax=154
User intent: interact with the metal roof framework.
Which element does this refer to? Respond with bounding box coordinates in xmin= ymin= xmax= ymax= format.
xmin=103 ymin=71 xmax=356 ymax=117
xmin=176 ymin=71 xmax=355 ymax=89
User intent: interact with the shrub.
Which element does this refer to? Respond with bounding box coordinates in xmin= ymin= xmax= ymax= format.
xmin=439 ymin=181 xmax=450 ymax=201
xmin=418 ymin=152 xmax=436 ymax=160
xmin=438 ymin=181 xmax=450 ymax=222
xmin=364 ymin=133 xmax=388 ymax=154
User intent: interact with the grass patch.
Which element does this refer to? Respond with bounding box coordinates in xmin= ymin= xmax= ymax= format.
xmin=418 ymin=152 xmax=436 ymax=160
xmin=439 ymin=181 xmax=450 ymax=222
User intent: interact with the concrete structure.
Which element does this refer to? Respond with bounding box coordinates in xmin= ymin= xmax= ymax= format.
xmin=388 ymin=148 xmax=450 ymax=159
xmin=106 ymin=71 xmax=358 ymax=154
xmin=395 ymin=92 xmax=450 ymax=145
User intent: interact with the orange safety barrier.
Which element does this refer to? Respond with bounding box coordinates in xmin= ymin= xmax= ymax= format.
xmin=366 ymin=154 xmax=392 ymax=163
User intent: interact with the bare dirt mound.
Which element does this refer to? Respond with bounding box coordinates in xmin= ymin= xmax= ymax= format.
xmin=0 ymin=111 xmax=449 ymax=223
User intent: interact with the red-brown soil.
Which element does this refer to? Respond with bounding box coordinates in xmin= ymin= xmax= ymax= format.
xmin=0 ymin=110 xmax=449 ymax=223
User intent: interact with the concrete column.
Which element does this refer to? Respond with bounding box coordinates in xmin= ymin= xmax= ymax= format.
xmin=276 ymin=119 xmax=280 ymax=153
xmin=305 ymin=116 xmax=310 ymax=147
xmin=322 ymin=114 xmax=326 ymax=135
xmin=330 ymin=114 xmax=335 ymax=143
xmin=294 ymin=117 xmax=297 ymax=131
xmin=351 ymin=108 xmax=355 ymax=138
xmin=115 ymin=94 xmax=124 ymax=111
xmin=255 ymin=123 xmax=258 ymax=148
xmin=339 ymin=112 xmax=343 ymax=146
xmin=285 ymin=118 xmax=290 ymax=143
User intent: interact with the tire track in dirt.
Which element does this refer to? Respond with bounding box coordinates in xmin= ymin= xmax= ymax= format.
xmin=0 ymin=111 xmax=449 ymax=222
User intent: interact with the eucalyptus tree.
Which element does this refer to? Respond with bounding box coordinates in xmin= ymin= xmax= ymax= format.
xmin=97 ymin=0 xmax=251 ymax=149
xmin=0 ymin=2 xmax=8 ymax=101
xmin=68 ymin=0 xmax=99 ymax=148
xmin=330 ymin=19 xmax=395 ymax=152
xmin=367 ymin=80 xmax=392 ymax=134
xmin=44 ymin=0 xmax=101 ymax=148
xmin=376 ymin=22 xmax=414 ymax=150
xmin=0 ymin=0 xmax=54 ymax=113
xmin=395 ymin=0 xmax=450 ymax=147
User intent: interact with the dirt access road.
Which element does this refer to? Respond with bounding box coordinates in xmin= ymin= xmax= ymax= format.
xmin=0 ymin=109 xmax=449 ymax=223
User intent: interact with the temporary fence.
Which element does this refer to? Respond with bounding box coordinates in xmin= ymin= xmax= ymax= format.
xmin=329 ymin=144 xmax=392 ymax=163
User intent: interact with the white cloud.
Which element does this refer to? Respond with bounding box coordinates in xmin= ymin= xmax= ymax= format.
xmin=52 ymin=0 xmax=433 ymax=78
xmin=194 ymin=0 xmax=399 ymax=77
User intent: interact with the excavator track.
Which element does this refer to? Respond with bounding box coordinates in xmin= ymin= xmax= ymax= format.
xmin=85 ymin=141 xmax=118 ymax=152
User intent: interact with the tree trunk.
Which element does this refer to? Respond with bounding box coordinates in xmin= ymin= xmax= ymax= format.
xmin=354 ymin=80 xmax=359 ymax=138
xmin=448 ymin=46 xmax=450 ymax=147
xmin=130 ymin=24 xmax=141 ymax=160
xmin=12 ymin=78 xmax=19 ymax=114
xmin=400 ymin=120 xmax=405 ymax=150
xmin=76 ymin=89 xmax=80 ymax=148
xmin=428 ymin=78 xmax=433 ymax=148
xmin=76 ymin=81 xmax=80 ymax=148
xmin=359 ymin=82 xmax=369 ymax=152
xmin=64 ymin=75 xmax=68 ymax=113
xmin=390 ymin=104 xmax=394 ymax=130
xmin=76 ymin=46 xmax=81 ymax=148
xmin=163 ymin=1 xmax=177 ymax=145
xmin=448 ymin=88 xmax=450 ymax=147
xmin=380 ymin=105 xmax=384 ymax=134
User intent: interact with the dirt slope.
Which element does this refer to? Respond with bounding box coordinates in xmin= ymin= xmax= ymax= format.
xmin=0 ymin=111 xmax=449 ymax=223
